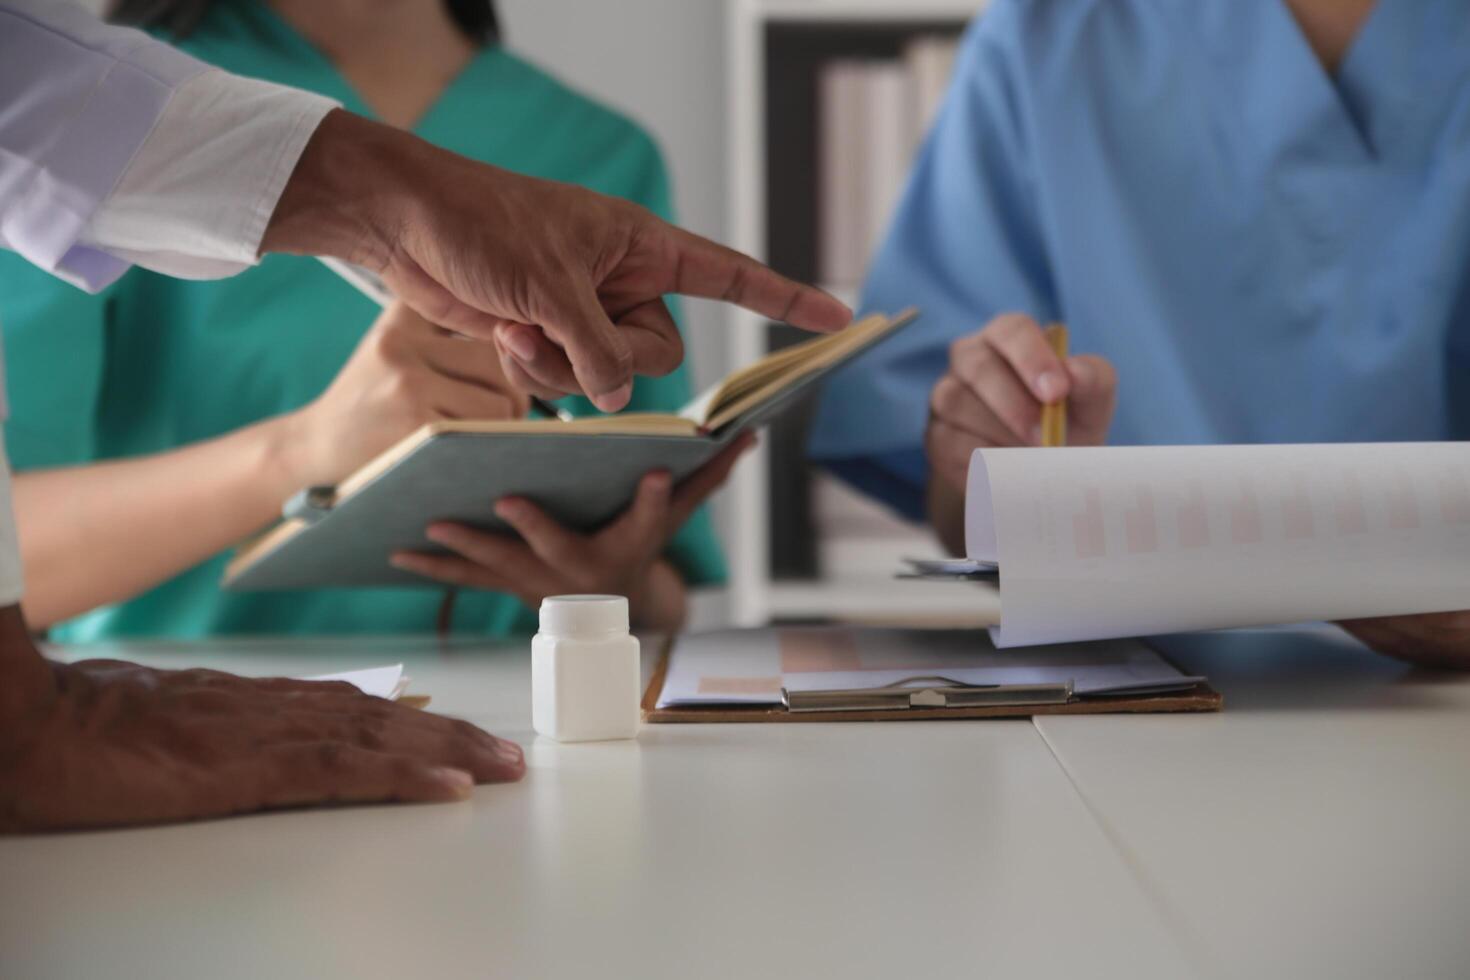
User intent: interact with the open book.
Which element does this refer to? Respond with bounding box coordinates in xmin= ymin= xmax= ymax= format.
xmin=962 ymin=442 xmax=1470 ymax=647
xmin=225 ymin=310 xmax=916 ymax=590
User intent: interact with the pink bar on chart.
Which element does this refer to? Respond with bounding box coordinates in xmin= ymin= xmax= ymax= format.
xmin=698 ymin=676 xmax=783 ymax=695
xmin=1073 ymin=487 xmax=1107 ymax=559
xmin=1385 ymin=474 xmax=1420 ymax=530
xmin=1334 ymin=470 xmax=1368 ymax=534
xmin=1282 ymin=474 xmax=1315 ymax=540
xmin=1177 ymin=482 xmax=1210 ymax=549
xmin=1124 ymin=487 xmax=1159 ymax=554
xmin=779 ymin=629 xmax=862 ymax=673
xmin=1230 ymin=479 xmax=1263 ymax=544
xmin=1438 ymin=465 xmax=1470 ymax=525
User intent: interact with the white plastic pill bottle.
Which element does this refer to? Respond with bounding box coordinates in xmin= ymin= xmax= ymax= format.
xmin=531 ymin=595 xmax=641 ymax=742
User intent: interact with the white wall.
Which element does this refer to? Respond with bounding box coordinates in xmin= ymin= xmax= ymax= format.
xmin=497 ymin=0 xmax=730 ymax=393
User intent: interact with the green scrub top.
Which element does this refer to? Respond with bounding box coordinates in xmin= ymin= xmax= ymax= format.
xmin=0 ymin=0 xmax=725 ymax=640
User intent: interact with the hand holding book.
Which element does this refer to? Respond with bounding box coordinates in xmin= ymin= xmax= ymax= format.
xmin=279 ymin=302 xmax=529 ymax=491
xmin=390 ymin=433 xmax=756 ymax=632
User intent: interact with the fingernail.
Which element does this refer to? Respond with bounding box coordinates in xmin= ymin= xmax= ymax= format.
xmin=595 ymin=382 xmax=632 ymax=413
xmin=649 ymin=471 xmax=673 ymax=492
xmin=390 ymin=553 xmax=416 ymax=569
xmin=1035 ymin=370 xmax=1065 ymax=403
xmin=430 ymin=766 xmax=475 ymax=798
xmin=1067 ymin=358 xmax=1091 ymax=388
xmin=425 ymin=525 xmax=450 ymax=543
xmin=496 ymin=740 xmax=524 ymax=768
xmin=500 ymin=326 xmax=537 ymax=362
xmin=812 ymin=291 xmax=853 ymax=329
xmin=494 ymin=499 xmax=522 ymax=520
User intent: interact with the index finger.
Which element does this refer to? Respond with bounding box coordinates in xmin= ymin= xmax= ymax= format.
xmin=493 ymin=497 xmax=584 ymax=570
xmin=663 ymin=225 xmax=851 ymax=333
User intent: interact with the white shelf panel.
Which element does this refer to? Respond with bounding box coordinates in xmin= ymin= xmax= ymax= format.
xmin=726 ymin=0 xmax=979 ymax=625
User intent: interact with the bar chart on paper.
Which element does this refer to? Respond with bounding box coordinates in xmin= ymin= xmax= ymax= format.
xmin=965 ymin=443 xmax=1470 ymax=645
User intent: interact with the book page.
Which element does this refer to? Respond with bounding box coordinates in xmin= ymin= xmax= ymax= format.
xmin=681 ymin=310 xmax=916 ymax=429
xmin=967 ymin=443 xmax=1470 ymax=646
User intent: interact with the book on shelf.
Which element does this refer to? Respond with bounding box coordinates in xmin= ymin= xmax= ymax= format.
xmin=815 ymin=33 xmax=962 ymax=288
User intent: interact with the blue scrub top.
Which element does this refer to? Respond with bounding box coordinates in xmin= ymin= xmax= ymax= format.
xmin=809 ymin=0 xmax=1470 ymax=521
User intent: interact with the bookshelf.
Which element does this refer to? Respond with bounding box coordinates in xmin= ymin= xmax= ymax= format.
xmin=723 ymin=0 xmax=984 ymax=624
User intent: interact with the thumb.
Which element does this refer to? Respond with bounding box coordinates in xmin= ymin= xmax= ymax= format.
xmin=611 ymin=470 xmax=673 ymax=548
xmin=1065 ymin=355 xmax=1117 ymax=445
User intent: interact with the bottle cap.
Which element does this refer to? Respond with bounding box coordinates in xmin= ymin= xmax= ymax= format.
xmin=538 ymin=595 xmax=629 ymax=637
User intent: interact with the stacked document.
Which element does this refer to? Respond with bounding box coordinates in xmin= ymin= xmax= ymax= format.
xmin=961 ymin=442 xmax=1470 ymax=646
xmin=305 ymin=664 xmax=428 ymax=707
xmin=656 ymin=627 xmax=1202 ymax=710
xmin=307 ymin=664 xmax=413 ymax=699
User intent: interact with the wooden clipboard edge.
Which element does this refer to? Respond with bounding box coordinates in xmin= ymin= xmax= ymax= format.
xmin=640 ymin=637 xmax=1222 ymax=724
xmin=640 ymin=635 xmax=677 ymax=716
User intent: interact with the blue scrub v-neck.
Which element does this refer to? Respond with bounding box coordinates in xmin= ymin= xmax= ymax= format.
xmin=809 ymin=0 xmax=1470 ymax=520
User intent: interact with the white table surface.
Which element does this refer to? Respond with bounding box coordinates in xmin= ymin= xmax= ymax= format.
xmin=1 ymin=635 xmax=1194 ymax=980
xmin=1038 ymin=627 xmax=1470 ymax=980
xmin=2 ymin=628 xmax=1466 ymax=979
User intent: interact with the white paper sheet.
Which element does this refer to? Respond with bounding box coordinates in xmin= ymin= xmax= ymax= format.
xmin=656 ymin=627 xmax=1200 ymax=708
xmin=305 ymin=664 xmax=409 ymax=700
xmin=967 ymin=443 xmax=1470 ymax=646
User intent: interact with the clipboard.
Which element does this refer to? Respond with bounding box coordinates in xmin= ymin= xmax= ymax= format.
xmin=641 ymin=634 xmax=1222 ymax=724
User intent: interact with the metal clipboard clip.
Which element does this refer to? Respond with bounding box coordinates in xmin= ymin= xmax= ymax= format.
xmin=781 ymin=675 xmax=1075 ymax=713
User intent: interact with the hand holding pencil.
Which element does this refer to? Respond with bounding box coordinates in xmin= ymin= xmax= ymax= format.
xmin=925 ymin=312 xmax=1117 ymax=492
xmin=1040 ymin=323 xmax=1069 ymax=448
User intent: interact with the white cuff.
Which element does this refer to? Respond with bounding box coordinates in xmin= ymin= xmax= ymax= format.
xmin=80 ymin=69 xmax=339 ymax=282
xmin=0 ymin=0 xmax=210 ymax=291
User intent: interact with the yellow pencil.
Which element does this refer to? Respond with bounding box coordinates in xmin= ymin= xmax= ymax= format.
xmin=1041 ymin=323 xmax=1068 ymax=448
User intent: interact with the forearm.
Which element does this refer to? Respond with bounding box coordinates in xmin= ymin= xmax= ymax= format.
xmin=14 ymin=416 xmax=304 ymax=628
xmin=628 ymin=559 xmax=688 ymax=632
xmin=0 ymin=605 xmax=52 ymax=756
xmin=928 ymin=474 xmax=967 ymax=558
xmin=259 ymin=109 xmax=419 ymax=271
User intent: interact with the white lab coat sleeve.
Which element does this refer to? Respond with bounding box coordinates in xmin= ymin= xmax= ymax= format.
xmin=0 ymin=0 xmax=337 ymax=292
